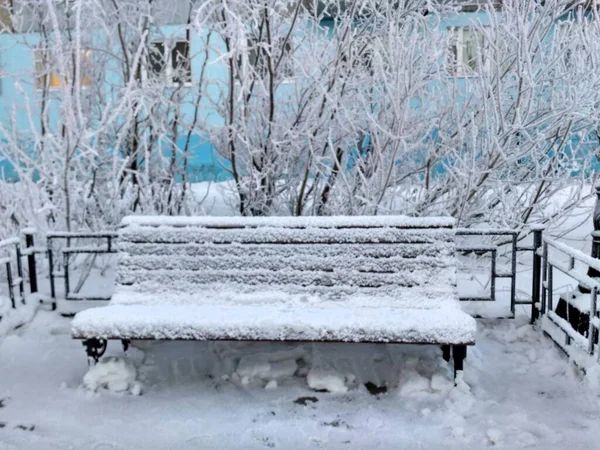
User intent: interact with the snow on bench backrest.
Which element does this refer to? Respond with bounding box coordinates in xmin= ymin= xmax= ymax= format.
xmin=115 ymin=215 xmax=458 ymax=308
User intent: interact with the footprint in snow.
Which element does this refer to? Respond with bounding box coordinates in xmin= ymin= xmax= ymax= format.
xmin=294 ymin=396 xmax=319 ymax=406
xmin=0 ymin=422 xmax=35 ymax=431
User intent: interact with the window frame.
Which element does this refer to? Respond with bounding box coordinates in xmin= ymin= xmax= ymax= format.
xmin=447 ymin=25 xmax=487 ymax=78
xmin=146 ymin=39 xmax=192 ymax=87
xmin=34 ymin=47 xmax=93 ymax=91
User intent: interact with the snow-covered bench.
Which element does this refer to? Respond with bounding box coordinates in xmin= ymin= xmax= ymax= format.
xmin=72 ymin=216 xmax=476 ymax=377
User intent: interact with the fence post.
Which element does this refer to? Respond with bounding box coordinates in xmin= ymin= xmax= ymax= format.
xmin=588 ymin=288 xmax=597 ymax=356
xmin=64 ymin=252 xmax=70 ymax=302
xmin=510 ymin=233 xmax=518 ymax=317
xmin=24 ymin=231 xmax=38 ymax=295
xmin=6 ymin=261 xmax=15 ymax=309
xmin=48 ymin=247 xmax=56 ymax=308
xmin=531 ymin=225 xmax=544 ymax=324
xmin=541 ymin=242 xmax=548 ymax=316
xmin=14 ymin=242 xmax=25 ymax=303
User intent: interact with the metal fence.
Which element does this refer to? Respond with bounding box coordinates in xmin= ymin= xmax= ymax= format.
xmin=540 ymin=237 xmax=599 ymax=362
xmin=0 ymin=236 xmax=25 ymax=309
xmin=456 ymin=226 xmax=544 ymax=323
xmin=46 ymin=232 xmax=118 ymax=303
xmin=1 ymin=226 xmax=546 ymax=324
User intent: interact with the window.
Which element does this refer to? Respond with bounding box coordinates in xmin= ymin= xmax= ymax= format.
xmin=448 ymin=27 xmax=485 ymax=76
xmin=35 ymin=48 xmax=92 ymax=89
xmin=148 ymin=40 xmax=191 ymax=85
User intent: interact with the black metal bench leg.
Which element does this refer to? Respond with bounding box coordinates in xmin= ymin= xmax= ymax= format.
xmin=83 ymin=338 xmax=107 ymax=365
xmin=452 ymin=345 xmax=467 ymax=381
xmin=121 ymin=339 xmax=130 ymax=352
xmin=441 ymin=345 xmax=451 ymax=362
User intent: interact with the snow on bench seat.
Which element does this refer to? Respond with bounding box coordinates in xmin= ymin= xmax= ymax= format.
xmin=107 ymin=287 xmax=459 ymax=309
xmin=73 ymin=215 xmax=475 ymax=351
xmin=72 ymin=304 xmax=475 ymax=344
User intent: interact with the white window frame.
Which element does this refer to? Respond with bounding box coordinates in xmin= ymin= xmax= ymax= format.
xmin=448 ymin=26 xmax=487 ymax=77
xmin=34 ymin=48 xmax=93 ymax=91
xmin=145 ymin=39 xmax=192 ymax=87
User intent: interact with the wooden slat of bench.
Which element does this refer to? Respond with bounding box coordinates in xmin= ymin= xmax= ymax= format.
xmin=108 ymin=286 xmax=458 ymax=308
xmin=121 ymin=215 xmax=456 ymax=229
xmin=115 ymin=224 xmax=457 ymax=300
xmin=118 ymin=242 xmax=453 ymax=259
xmin=110 ymin=287 xmax=459 ymax=309
xmin=71 ymin=304 xmax=476 ymax=345
xmin=120 ymin=227 xmax=454 ymax=245
xmin=116 ymin=267 xmax=455 ymax=289
xmin=117 ymin=253 xmax=454 ymax=274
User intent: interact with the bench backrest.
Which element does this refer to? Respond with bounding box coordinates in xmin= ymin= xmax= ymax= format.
xmin=115 ymin=216 xmax=458 ymax=306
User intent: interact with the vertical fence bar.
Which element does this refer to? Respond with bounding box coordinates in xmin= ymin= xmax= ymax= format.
xmin=491 ymin=248 xmax=497 ymax=302
xmin=24 ymin=232 xmax=38 ymax=294
xmin=6 ymin=261 xmax=15 ymax=309
xmin=15 ymin=243 xmax=25 ymax=303
xmin=541 ymin=242 xmax=548 ymax=315
xmin=510 ymin=233 xmax=518 ymax=316
xmin=64 ymin=252 xmax=70 ymax=301
xmin=64 ymin=237 xmax=71 ymax=300
xmin=548 ymin=264 xmax=554 ymax=312
xmin=48 ymin=242 xmax=56 ymax=300
xmin=589 ymin=288 xmax=597 ymax=355
xmin=531 ymin=227 xmax=543 ymax=323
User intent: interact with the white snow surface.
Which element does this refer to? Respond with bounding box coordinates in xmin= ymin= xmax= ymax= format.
xmin=74 ymin=214 xmax=472 ymax=346
xmin=72 ymin=304 xmax=476 ymax=344
xmin=1 ymin=312 xmax=599 ymax=449
xmin=306 ymin=367 xmax=348 ymax=393
xmin=0 ymin=295 xmax=37 ymax=338
xmin=120 ymin=214 xmax=456 ymax=229
xmin=83 ymin=357 xmax=141 ymax=395
xmin=108 ymin=287 xmax=459 ymax=309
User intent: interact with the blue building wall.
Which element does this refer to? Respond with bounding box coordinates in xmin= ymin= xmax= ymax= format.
xmin=0 ymin=9 xmax=594 ymax=182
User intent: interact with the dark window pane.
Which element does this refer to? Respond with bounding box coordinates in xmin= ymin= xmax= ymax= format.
xmin=149 ymin=42 xmax=166 ymax=77
xmin=172 ymin=41 xmax=191 ymax=84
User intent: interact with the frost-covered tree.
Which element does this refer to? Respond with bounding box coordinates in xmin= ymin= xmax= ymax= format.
xmin=195 ymin=0 xmax=454 ymax=216
xmin=196 ymin=0 xmax=599 ymax=225
xmin=0 ymin=0 xmax=208 ymax=233
xmin=420 ymin=0 xmax=600 ymax=227
xmin=0 ymin=0 xmax=598 ymax=233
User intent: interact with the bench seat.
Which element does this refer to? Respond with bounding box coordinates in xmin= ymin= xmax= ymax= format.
xmin=72 ymin=304 xmax=476 ymax=344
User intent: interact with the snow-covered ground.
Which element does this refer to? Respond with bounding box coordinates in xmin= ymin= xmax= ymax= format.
xmin=0 ymin=311 xmax=598 ymax=449
xmin=0 ymin=183 xmax=599 ymax=449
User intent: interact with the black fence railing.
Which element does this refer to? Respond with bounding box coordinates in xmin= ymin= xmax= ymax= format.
xmin=540 ymin=237 xmax=599 ymax=362
xmin=456 ymin=226 xmax=544 ymax=323
xmin=46 ymin=232 xmax=118 ymax=303
xmin=0 ymin=236 xmax=25 ymax=309
xmin=1 ymin=226 xmax=547 ymax=324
